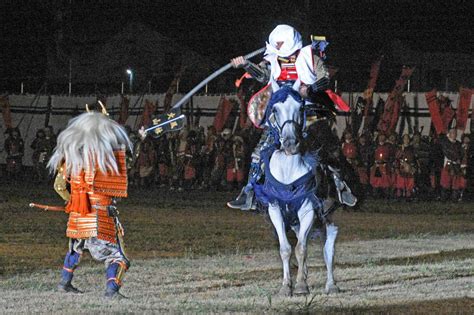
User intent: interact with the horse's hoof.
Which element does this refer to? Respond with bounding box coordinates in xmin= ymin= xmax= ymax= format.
xmin=294 ymin=282 xmax=310 ymax=295
xmin=278 ymin=284 xmax=292 ymax=297
xmin=325 ymin=283 xmax=340 ymax=294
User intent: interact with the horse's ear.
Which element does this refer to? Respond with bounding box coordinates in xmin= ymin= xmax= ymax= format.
xmin=292 ymin=79 xmax=301 ymax=92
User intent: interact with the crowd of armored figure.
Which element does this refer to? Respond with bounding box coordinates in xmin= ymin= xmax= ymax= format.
xmin=3 ymin=120 xmax=472 ymax=202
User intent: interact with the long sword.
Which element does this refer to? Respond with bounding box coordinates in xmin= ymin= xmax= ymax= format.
xmin=141 ymin=47 xmax=265 ymax=136
xmin=171 ymin=47 xmax=265 ymax=110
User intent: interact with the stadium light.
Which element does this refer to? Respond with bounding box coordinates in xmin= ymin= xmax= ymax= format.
xmin=126 ymin=69 xmax=133 ymax=93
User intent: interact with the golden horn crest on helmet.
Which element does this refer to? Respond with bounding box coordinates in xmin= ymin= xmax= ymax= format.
xmin=98 ymin=100 xmax=109 ymax=116
xmin=85 ymin=101 xmax=109 ymax=116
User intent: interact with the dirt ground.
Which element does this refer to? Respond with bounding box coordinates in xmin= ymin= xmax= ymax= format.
xmin=0 ymin=184 xmax=473 ymax=313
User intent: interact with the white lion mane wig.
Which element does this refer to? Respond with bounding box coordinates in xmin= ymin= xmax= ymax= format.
xmin=48 ymin=111 xmax=132 ymax=176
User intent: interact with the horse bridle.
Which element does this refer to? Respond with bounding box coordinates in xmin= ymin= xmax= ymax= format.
xmin=267 ymin=106 xmax=304 ymax=143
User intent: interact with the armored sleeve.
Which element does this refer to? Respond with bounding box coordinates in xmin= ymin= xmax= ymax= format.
xmin=309 ymin=55 xmax=330 ymax=93
xmin=243 ymin=60 xmax=271 ymax=84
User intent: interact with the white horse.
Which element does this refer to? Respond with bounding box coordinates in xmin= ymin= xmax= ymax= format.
xmin=258 ymin=84 xmax=339 ymax=296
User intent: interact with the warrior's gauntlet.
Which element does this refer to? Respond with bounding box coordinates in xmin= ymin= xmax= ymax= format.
xmin=309 ymin=77 xmax=330 ymax=94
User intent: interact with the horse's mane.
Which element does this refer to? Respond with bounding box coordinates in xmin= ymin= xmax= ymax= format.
xmin=48 ymin=112 xmax=132 ymax=176
xmin=268 ymin=86 xmax=302 ymax=108
xmin=263 ymin=86 xmax=302 ymax=124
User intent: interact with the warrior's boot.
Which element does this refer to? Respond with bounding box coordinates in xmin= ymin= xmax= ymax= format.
xmin=328 ymin=165 xmax=357 ymax=206
xmin=227 ymin=186 xmax=256 ymax=210
xmin=58 ymin=279 xmax=82 ymax=293
xmin=105 ymin=260 xmax=130 ymax=298
xmin=58 ymin=251 xmax=82 ymax=293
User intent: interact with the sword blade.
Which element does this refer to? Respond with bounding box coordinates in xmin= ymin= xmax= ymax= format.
xmin=171 ymin=47 xmax=265 ymax=110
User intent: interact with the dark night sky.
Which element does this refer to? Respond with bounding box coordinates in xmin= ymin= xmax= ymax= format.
xmin=0 ymin=0 xmax=472 ymax=90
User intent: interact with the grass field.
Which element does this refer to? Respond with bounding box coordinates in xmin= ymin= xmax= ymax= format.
xmin=0 ymin=183 xmax=473 ymax=313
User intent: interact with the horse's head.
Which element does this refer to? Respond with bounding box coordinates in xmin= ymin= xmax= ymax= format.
xmin=266 ymin=85 xmax=304 ymax=155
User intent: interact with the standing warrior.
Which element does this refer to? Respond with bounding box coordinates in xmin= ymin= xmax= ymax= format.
xmin=439 ymin=129 xmax=463 ymax=201
xmin=47 ymin=103 xmax=132 ymax=298
xmin=4 ymin=127 xmax=24 ymax=180
xmin=370 ymin=133 xmax=393 ymax=198
xmin=228 ymin=24 xmax=355 ymax=210
xmin=394 ymin=134 xmax=417 ymax=199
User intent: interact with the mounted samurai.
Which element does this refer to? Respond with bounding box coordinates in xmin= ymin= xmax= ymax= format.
xmin=227 ymin=24 xmax=356 ymax=212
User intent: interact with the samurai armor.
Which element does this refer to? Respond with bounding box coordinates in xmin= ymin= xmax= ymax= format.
xmin=440 ymin=164 xmax=464 ymax=190
xmin=93 ymin=150 xmax=128 ymax=198
xmin=64 ymin=150 xmax=128 ymax=244
xmin=370 ymin=164 xmax=392 ymax=188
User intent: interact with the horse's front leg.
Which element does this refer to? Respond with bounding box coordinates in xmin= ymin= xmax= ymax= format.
xmin=294 ymin=200 xmax=314 ymax=295
xmin=268 ymin=203 xmax=292 ymax=296
xmin=323 ymin=222 xmax=340 ymax=294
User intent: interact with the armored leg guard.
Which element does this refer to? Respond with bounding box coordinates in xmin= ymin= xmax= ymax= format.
xmin=227 ymin=128 xmax=273 ymax=211
xmin=58 ymin=250 xmax=82 ymax=293
xmin=105 ymin=259 xmax=130 ymax=297
xmin=227 ymin=185 xmax=256 ymax=210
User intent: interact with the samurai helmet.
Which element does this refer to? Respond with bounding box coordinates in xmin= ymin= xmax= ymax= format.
xmin=265 ymin=24 xmax=302 ymax=57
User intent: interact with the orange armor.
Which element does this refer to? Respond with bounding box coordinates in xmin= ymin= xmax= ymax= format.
xmin=56 ymin=150 xmax=128 ymax=244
